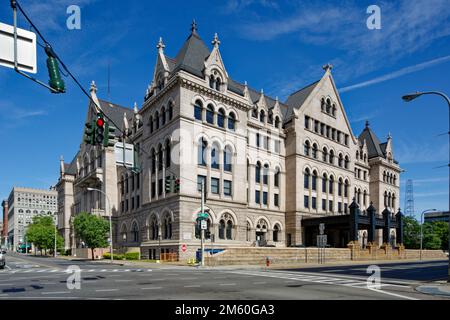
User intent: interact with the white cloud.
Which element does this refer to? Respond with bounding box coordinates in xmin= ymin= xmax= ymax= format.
xmin=223 ymin=0 xmax=279 ymax=14
xmin=339 ymin=55 xmax=450 ymax=93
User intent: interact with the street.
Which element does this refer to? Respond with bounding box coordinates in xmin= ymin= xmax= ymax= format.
xmin=0 ymin=253 xmax=448 ymax=300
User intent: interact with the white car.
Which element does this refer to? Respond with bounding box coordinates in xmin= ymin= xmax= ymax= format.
xmin=0 ymin=251 xmax=5 ymax=269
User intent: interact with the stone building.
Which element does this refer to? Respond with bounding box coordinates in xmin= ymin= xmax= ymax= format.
xmin=57 ymin=23 xmax=401 ymax=259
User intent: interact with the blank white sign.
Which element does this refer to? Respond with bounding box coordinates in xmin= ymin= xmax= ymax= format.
xmin=0 ymin=22 xmax=37 ymax=74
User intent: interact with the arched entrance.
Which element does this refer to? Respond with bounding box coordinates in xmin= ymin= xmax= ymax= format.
xmin=255 ymin=219 xmax=268 ymax=247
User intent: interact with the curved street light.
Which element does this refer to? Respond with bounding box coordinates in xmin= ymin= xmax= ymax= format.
xmin=402 ymin=90 xmax=450 ymax=282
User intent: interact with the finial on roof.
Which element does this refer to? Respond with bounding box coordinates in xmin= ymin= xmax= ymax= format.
xmin=157 ymin=37 xmax=165 ymax=51
xmin=212 ymin=33 xmax=220 ymax=47
xmin=365 ymin=120 xmax=370 ymax=128
xmin=260 ymin=88 xmax=264 ymax=95
xmin=90 ymin=80 xmax=97 ymax=94
xmin=322 ymin=63 xmax=333 ymax=72
xmin=276 ymin=96 xmax=279 ymax=102
xmin=191 ymin=19 xmax=198 ymax=35
xmin=387 ymin=132 xmax=392 ymax=140
xmin=134 ymin=102 xmax=139 ymax=114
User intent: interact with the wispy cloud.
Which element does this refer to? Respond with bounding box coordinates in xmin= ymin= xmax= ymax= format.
xmin=222 ymin=0 xmax=279 ymax=14
xmin=339 ymin=55 xmax=450 ymax=93
xmin=401 ymin=177 xmax=449 ymax=187
xmin=395 ymin=139 xmax=449 ymax=164
xmin=415 ymin=191 xmax=448 ymax=198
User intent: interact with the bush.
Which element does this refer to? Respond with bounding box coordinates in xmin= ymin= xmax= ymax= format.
xmin=103 ymin=253 xmax=125 ymax=260
xmin=125 ymin=252 xmax=140 ymax=260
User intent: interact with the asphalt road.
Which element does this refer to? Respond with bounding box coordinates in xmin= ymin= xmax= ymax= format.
xmin=0 ymin=253 xmax=447 ymax=300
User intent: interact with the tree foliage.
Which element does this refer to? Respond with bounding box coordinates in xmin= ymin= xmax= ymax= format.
xmin=73 ymin=212 xmax=110 ymax=260
xmin=403 ymin=216 xmax=449 ymax=250
xmin=26 ymin=215 xmax=64 ymax=254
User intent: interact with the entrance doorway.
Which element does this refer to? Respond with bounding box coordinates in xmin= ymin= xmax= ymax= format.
xmin=256 ymin=232 xmax=266 ymax=247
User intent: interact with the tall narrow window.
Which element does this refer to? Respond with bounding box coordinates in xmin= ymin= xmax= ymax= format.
xmin=312 ymin=144 xmax=318 ymax=159
xmin=329 ymin=150 xmax=335 ymax=165
xmin=304 ymin=141 xmax=311 ymax=156
xmin=151 ymin=149 xmax=156 ymax=173
xmin=255 ymin=162 xmax=261 ymax=183
xmin=224 ymin=147 xmax=232 ymax=172
xmin=206 ymin=105 xmax=214 ymax=124
xmin=274 ymin=168 xmax=280 ymax=188
xmin=211 ymin=144 xmax=220 ymax=169
xmin=259 ymin=110 xmax=265 ymax=123
xmin=263 ymin=164 xmax=269 ymax=185
xmin=149 ymin=116 xmax=154 ymax=133
xmin=218 ymin=109 xmax=225 ymax=128
xmin=322 ymin=174 xmax=327 ymax=193
xmin=158 ymin=144 xmax=163 ymax=171
xmin=304 ymin=169 xmax=310 ymax=189
xmin=275 ymin=117 xmax=280 ymax=129
xmin=338 ymin=179 xmax=343 ymax=196
xmin=161 ymin=107 xmax=166 ymax=126
xmin=165 ymin=141 xmax=171 ymax=168
xmin=155 ymin=111 xmax=160 ymax=130
xmin=329 ymin=176 xmax=334 ymax=194
xmin=219 ymin=220 xmax=225 ymax=240
xmin=322 ymin=148 xmax=328 ymax=162
xmin=168 ymin=103 xmax=173 ymax=121
xmin=194 ymin=100 xmax=202 ymax=120
xmin=312 ymin=171 xmax=317 ymax=191
xmin=228 ymin=112 xmax=236 ymax=130
xmin=226 ymin=220 xmax=233 ymax=240
xmin=198 ymin=138 xmax=207 ymax=166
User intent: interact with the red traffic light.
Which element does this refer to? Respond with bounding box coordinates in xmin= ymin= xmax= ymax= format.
xmin=175 ymin=179 xmax=180 ymax=184
xmin=96 ymin=118 xmax=105 ymax=127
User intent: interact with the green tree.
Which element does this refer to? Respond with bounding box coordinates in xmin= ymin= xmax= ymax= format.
xmin=26 ymin=215 xmax=64 ymax=255
xmin=423 ymin=221 xmax=449 ymax=250
xmin=73 ymin=212 xmax=110 ymax=260
xmin=403 ymin=216 xmax=421 ymax=249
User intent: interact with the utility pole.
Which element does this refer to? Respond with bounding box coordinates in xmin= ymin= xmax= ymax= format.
xmin=201 ymin=180 xmax=205 ymax=267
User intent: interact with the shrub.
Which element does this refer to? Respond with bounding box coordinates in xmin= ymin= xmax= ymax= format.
xmin=103 ymin=253 xmax=125 ymax=260
xmin=125 ymin=252 xmax=140 ymax=260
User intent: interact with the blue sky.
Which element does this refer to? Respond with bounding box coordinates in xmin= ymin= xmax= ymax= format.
xmin=0 ymin=0 xmax=449 ymax=221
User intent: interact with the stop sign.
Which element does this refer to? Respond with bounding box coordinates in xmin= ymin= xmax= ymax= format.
xmin=181 ymin=244 xmax=187 ymax=252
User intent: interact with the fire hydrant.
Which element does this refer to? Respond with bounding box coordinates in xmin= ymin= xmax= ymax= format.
xmin=266 ymin=257 xmax=270 ymax=268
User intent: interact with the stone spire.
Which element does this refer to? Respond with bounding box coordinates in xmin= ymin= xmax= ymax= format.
xmin=212 ymin=33 xmax=220 ymax=48
xmin=322 ymin=63 xmax=333 ymax=72
xmin=191 ymin=19 xmax=198 ymax=35
xmin=134 ymin=102 xmax=139 ymax=114
xmin=60 ymin=155 xmax=65 ymax=175
xmin=156 ymin=37 xmax=165 ymax=52
xmin=90 ymin=80 xmax=97 ymax=95
xmin=365 ymin=120 xmax=370 ymax=128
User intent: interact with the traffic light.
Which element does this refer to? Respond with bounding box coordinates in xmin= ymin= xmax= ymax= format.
xmin=84 ymin=121 xmax=95 ymax=145
xmin=104 ymin=122 xmax=116 ymax=147
xmin=45 ymin=45 xmax=65 ymax=94
xmin=95 ymin=113 xmax=105 ymax=145
xmin=165 ymin=176 xmax=174 ymax=193
xmin=174 ymin=178 xmax=181 ymax=193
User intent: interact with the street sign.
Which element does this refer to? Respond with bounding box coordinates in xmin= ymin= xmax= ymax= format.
xmin=201 ymin=220 xmax=207 ymax=230
xmin=319 ymin=223 xmax=325 ymax=235
xmin=0 ymin=22 xmax=37 ymax=74
xmin=115 ymin=142 xmax=134 ymax=167
xmin=181 ymin=244 xmax=187 ymax=253
xmin=317 ymin=235 xmax=327 ymax=247
xmin=197 ymin=212 xmax=209 ymax=220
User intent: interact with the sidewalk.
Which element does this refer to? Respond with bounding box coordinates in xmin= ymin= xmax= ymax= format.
xmin=416 ymin=282 xmax=450 ymax=298
xmin=56 ymin=255 xmax=189 ymax=268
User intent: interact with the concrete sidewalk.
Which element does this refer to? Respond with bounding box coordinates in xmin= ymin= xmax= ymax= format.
xmin=416 ymin=282 xmax=450 ymax=298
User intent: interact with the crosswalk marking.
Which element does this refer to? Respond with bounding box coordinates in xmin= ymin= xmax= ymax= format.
xmin=1 ymin=268 xmax=154 ymax=274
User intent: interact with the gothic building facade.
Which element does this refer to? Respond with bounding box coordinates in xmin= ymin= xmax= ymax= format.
xmin=57 ymin=23 xmax=401 ymax=259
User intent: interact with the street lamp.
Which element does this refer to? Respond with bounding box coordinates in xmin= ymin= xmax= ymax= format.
xmin=87 ymin=188 xmax=113 ymax=263
xmin=403 ymin=90 xmax=450 ymax=282
xmin=420 ymin=209 xmax=437 ymax=261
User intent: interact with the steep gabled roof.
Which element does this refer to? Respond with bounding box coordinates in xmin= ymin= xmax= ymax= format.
xmin=285 ymin=80 xmax=320 ymax=119
xmin=358 ymin=125 xmax=385 ymax=159
xmin=173 ymin=33 xmax=211 ymax=78
xmin=97 ymin=99 xmax=133 ymax=132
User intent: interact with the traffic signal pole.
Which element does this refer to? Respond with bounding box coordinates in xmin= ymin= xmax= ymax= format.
xmin=201 ymin=180 xmax=205 ymax=267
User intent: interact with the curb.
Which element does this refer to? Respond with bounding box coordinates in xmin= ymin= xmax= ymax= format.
xmin=416 ymin=284 xmax=450 ymax=298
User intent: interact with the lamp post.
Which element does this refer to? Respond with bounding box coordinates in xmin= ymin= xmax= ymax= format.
xmin=403 ymin=91 xmax=450 ymax=282
xmin=420 ymin=209 xmax=437 ymax=261
xmin=87 ymin=188 xmax=113 ymax=263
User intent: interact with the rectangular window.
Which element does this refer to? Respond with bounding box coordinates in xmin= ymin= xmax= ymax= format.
xmin=274 ymin=140 xmax=280 ymax=154
xmin=151 ymin=181 xmax=156 ymax=198
xmin=131 ymin=197 xmax=135 ymax=210
xmin=211 ymin=178 xmax=220 ymax=195
xmin=264 ymin=136 xmax=269 ymax=150
xmin=195 ymin=105 xmax=202 ymax=120
xmin=329 ymin=200 xmax=333 ymax=212
xmin=322 ymin=199 xmax=326 ymax=211
xmin=224 ymin=180 xmax=232 ymax=196
xmin=304 ymin=195 xmax=309 ymax=209
xmin=304 ymin=116 xmax=310 ymax=129
xmin=274 ymin=194 xmax=279 ymax=207
xmin=256 ymin=133 xmax=260 ymax=148
xmin=158 ymin=179 xmax=163 ymax=196
xmin=197 ymin=175 xmax=207 ymax=192
xmin=125 ymin=199 xmax=129 ymax=211
xmin=338 ymin=202 xmax=342 ymax=213
xmin=263 ymin=192 xmax=268 ymax=205
xmin=312 ymin=197 xmax=317 ymax=209
xmin=314 ymin=120 xmax=319 ymax=133
xmin=137 ymin=195 xmax=140 ymax=208
xmin=344 ymin=203 xmax=348 ymax=214
xmin=255 ymin=190 xmax=261 ymax=204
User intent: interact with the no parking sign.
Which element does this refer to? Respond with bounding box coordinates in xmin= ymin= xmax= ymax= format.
xmin=181 ymin=244 xmax=187 ymax=252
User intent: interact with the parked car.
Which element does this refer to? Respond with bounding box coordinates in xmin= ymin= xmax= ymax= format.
xmin=0 ymin=250 xmax=6 ymax=270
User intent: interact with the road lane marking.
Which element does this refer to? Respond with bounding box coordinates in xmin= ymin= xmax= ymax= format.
xmin=41 ymin=291 xmax=70 ymax=295
xmin=95 ymin=289 xmax=119 ymax=292
xmin=5 ymin=265 xmax=11 ymax=270
xmin=179 ymin=277 xmax=198 ymax=280
xmin=0 ymin=284 xmax=14 ymax=286
xmin=253 ymin=282 xmax=267 ymax=285
xmin=184 ymin=285 xmax=201 ymax=288
xmin=219 ymin=283 xmax=236 ymax=286
xmin=368 ymin=288 xmax=419 ymax=300
xmin=141 ymin=287 xmax=162 ymax=290
xmin=152 ymin=278 xmax=166 ymax=281
xmin=115 ymin=280 xmax=132 ymax=282
xmin=100 ymin=269 xmax=107 ymax=272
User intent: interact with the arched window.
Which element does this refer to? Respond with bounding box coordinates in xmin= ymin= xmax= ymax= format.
xmin=393 ymin=175 xmax=397 ymax=186
xmin=165 ymin=140 xmax=171 ymax=168
xmin=388 ymin=192 xmax=392 ymax=208
xmin=275 ymin=116 xmax=280 ymax=129
xmin=246 ymin=222 xmax=251 ymax=242
xmin=329 ymin=176 xmax=334 ymax=194
xmin=344 ymin=156 xmax=349 ymax=169
xmin=322 ymin=148 xmax=328 ymax=162
xmin=163 ymin=215 xmax=172 ymax=240
xmin=357 ymin=189 xmax=361 ymax=204
xmin=219 ymin=220 xmax=225 ymax=239
xmin=155 ymin=111 xmax=160 ymax=130
xmin=228 ymin=112 xmax=236 ymax=131
xmin=392 ymin=194 xmax=396 ymax=210
xmin=226 ymin=220 xmax=233 ymax=240
xmin=326 ymin=99 xmax=331 ymax=113
xmin=338 ymin=154 xmax=344 ymax=167
xmin=322 ymin=174 xmax=328 ymax=192
xmin=304 ymin=168 xmax=310 ymax=189
xmin=259 ymin=110 xmax=265 ymax=123
xmin=312 ymin=144 xmax=318 ymax=159
xmin=304 ymin=141 xmax=311 ymax=156
xmin=321 ymin=98 xmax=326 ymax=112
xmin=363 ymin=154 xmax=367 ymax=163
xmin=132 ymin=222 xmax=139 ymax=243
xmin=168 ymin=102 xmax=173 ymax=121
xmin=198 ymin=138 xmax=207 ymax=166
xmin=151 ymin=149 xmax=156 ymax=173
xmin=383 ymin=171 xmax=386 ymax=182
xmin=121 ymin=225 xmax=128 ymax=243
xmin=329 ymin=150 xmax=335 ymax=165
xmin=224 ymin=146 xmax=232 ymax=172
xmin=211 ymin=143 xmax=220 ymax=169
xmin=218 ymin=108 xmax=225 ymax=128
xmin=263 ymin=164 xmax=269 ymax=185
xmin=384 ymin=192 xmax=388 ymax=207
xmin=312 ymin=171 xmax=318 ymax=191
xmin=268 ymin=112 xmax=274 ymax=125
xmin=158 ymin=144 xmax=163 ymax=171
xmin=252 ymin=108 xmax=258 ymax=118
xmin=209 ymin=75 xmax=215 ymax=89
xmin=332 ymin=104 xmax=336 ymax=117
xmin=206 ymin=105 xmax=214 ymax=124
xmin=344 ymin=180 xmax=349 ymax=198
xmin=338 ymin=178 xmax=343 ymax=196
xmin=363 ymin=190 xmax=367 ymax=206
xmin=356 ymin=151 xmax=359 ymax=159
xmin=256 ymin=162 xmax=261 ymax=183
xmin=149 ymin=216 xmax=159 ymax=240
xmin=274 ymin=168 xmax=280 ymax=188
xmin=161 ymin=107 xmax=166 ymax=126
xmin=194 ymin=100 xmax=203 ymax=121
xmin=149 ymin=116 xmax=154 ymax=133
xmin=216 ymin=78 xmax=221 ymax=91
xmin=273 ymin=225 xmax=280 ymax=242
